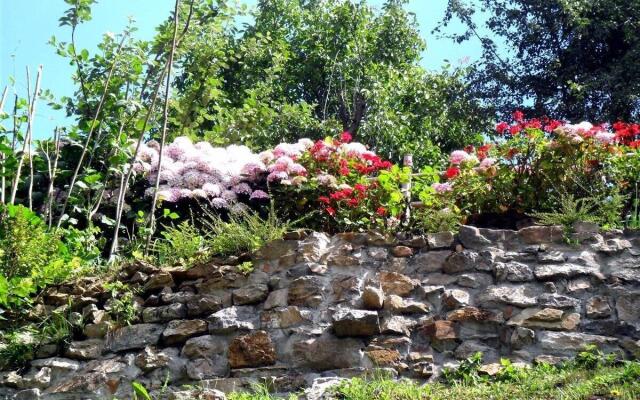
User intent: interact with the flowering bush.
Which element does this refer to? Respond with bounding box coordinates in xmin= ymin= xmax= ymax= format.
xmin=135 ymin=133 xmax=404 ymax=232
xmin=135 ymin=137 xmax=270 ymax=210
xmin=438 ymin=111 xmax=640 ymax=228
xmin=265 ymin=132 xmax=403 ymax=232
xmin=134 ymin=114 xmax=640 ymax=233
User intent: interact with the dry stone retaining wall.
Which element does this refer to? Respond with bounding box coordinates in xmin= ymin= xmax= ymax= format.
xmin=2 ymin=225 xmax=640 ymax=399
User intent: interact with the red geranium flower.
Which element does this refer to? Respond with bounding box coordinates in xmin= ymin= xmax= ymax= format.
xmin=376 ymin=207 xmax=387 ymax=216
xmin=509 ymin=125 xmax=522 ymax=135
xmin=512 ymin=110 xmax=524 ymax=122
xmin=354 ymin=183 xmax=367 ymax=192
xmin=319 ymin=196 xmax=330 ymax=204
xmin=445 ymin=167 xmax=460 ymax=179
xmin=326 ymin=207 xmax=336 ymax=216
xmin=477 ymin=144 xmax=491 ymax=160
xmin=544 ymin=119 xmax=562 ymax=132
xmin=496 ymin=121 xmax=509 ymax=135
xmin=340 ymin=131 xmax=353 ymax=143
xmin=347 ymin=198 xmax=359 ymax=207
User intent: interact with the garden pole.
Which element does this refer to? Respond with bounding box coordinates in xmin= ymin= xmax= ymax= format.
xmin=402 ymin=153 xmax=413 ymax=224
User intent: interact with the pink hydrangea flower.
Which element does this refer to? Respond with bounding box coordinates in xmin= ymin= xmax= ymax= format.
xmin=249 ymin=190 xmax=269 ymax=200
xmin=594 ymin=131 xmax=616 ymax=144
xmin=432 ymin=182 xmax=453 ymax=193
xmin=202 ymin=183 xmax=222 ymax=197
xmin=232 ymin=183 xmax=252 ymax=195
xmin=449 ymin=150 xmax=470 ymax=165
xmin=209 ymin=197 xmax=229 ymax=209
xmin=479 ymin=157 xmax=496 ymax=168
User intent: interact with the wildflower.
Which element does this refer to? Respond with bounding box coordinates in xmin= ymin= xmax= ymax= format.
xmin=376 ymin=207 xmax=387 ymax=216
xmin=232 ymin=183 xmax=253 ymax=195
xmin=509 ymin=125 xmax=522 ymax=135
xmin=291 ymin=176 xmax=307 ymax=186
xmin=209 ymin=197 xmax=229 ymax=209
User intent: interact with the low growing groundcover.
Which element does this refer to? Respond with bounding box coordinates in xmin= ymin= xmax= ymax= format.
xmin=228 ymin=359 xmax=640 ymax=400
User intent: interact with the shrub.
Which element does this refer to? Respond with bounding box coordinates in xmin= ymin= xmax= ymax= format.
xmin=0 ymin=205 xmax=81 ymax=309
xmin=437 ymin=113 xmax=638 ymax=228
xmin=203 ymin=208 xmax=289 ymax=257
xmin=152 ymin=220 xmax=208 ymax=267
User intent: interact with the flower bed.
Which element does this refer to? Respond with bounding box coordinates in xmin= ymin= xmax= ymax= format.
xmin=135 ymin=112 xmax=640 ymax=233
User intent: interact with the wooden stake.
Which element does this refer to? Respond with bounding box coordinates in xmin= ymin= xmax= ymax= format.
xmin=10 ymin=65 xmax=42 ymax=206
xmin=145 ymin=0 xmax=181 ymax=254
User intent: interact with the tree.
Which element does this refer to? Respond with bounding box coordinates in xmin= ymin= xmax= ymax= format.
xmin=436 ymin=0 xmax=640 ymax=122
xmin=168 ymin=0 xmax=489 ymax=166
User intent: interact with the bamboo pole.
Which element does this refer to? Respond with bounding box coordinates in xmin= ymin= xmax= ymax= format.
xmin=145 ymin=0 xmax=181 ymax=254
xmin=401 ymin=153 xmax=413 ymax=223
xmin=56 ymin=34 xmax=128 ymax=228
xmin=10 ymin=65 xmax=42 ymax=205
xmin=0 ymin=85 xmax=8 ymax=204
xmin=107 ymin=63 xmax=168 ymax=260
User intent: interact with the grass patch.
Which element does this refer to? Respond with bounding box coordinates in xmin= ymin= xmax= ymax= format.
xmin=228 ymin=360 xmax=640 ymax=400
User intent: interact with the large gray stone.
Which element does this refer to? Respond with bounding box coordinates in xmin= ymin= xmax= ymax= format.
xmin=293 ymin=335 xmax=364 ymax=371
xmin=182 ymin=335 xmax=227 ymax=359
xmin=142 ymin=303 xmax=187 ymax=323
xmin=208 ymin=306 xmax=259 ymax=333
xmin=478 ymin=285 xmax=538 ymax=307
xmin=64 ymin=339 xmax=104 ymax=360
xmin=106 ymin=324 xmax=164 ymax=352
xmin=288 ymin=276 xmax=326 ymax=308
xmin=162 ymin=319 xmax=208 ymax=345
xmin=232 ymin=284 xmax=269 ymax=305
xmin=495 ymin=261 xmax=534 ymax=282
xmin=534 ymin=263 xmax=601 ymax=280
xmin=332 ymin=308 xmax=380 ymax=337
xmin=537 ymin=331 xmax=619 ymax=353
xmin=443 ymin=251 xmax=478 ymax=274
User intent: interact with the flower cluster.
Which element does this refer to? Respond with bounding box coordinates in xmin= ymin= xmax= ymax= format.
xmin=436 ymin=111 xmax=640 ymax=225
xmin=135 ymin=137 xmax=269 ymax=207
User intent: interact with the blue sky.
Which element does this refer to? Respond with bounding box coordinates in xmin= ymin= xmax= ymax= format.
xmin=1 ymin=0 xmax=487 ymax=139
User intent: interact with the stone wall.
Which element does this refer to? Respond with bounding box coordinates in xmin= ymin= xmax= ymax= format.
xmin=2 ymin=225 xmax=640 ymax=399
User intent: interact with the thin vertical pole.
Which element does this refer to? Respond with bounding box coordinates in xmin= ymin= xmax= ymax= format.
xmin=402 ymin=153 xmax=413 ymax=224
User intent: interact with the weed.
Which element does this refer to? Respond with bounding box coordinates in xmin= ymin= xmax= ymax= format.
xmin=152 ymin=220 xmax=208 ymax=267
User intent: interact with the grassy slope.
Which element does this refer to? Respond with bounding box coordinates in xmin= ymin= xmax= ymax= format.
xmin=229 ymin=361 xmax=640 ymax=400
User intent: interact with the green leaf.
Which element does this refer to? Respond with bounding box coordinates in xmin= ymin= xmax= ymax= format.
xmin=131 ymin=381 xmax=151 ymax=400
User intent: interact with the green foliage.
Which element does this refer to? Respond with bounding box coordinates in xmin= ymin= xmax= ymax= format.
xmin=170 ymin=0 xmax=488 ymax=166
xmin=438 ymin=0 xmax=640 ymax=122
xmin=0 ymin=328 xmax=37 ymax=370
xmin=203 ymin=209 xmax=289 ymax=257
xmin=0 ymin=205 xmax=80 ymax=309
xmin=533 ymin=194 xmax=603 ymax=229
xmin=104 ymin=281 xmax=139 ymax=326
xmin=573 ymin=344 xmax=618 ymax=369
xmin=152 ymin=220 xmax=207 ymax=267
xmin=321 ymin=350 xmax=640 ymax=400
xmin=132 ymin=381 xmax=152 ymax=400
xmin=0 ymin=309 xmax=74 ymax=370
xmin=442 ymin=351 xmax=485 ymax=385
xmin=236 ymin=261 xmax=254 ymax=276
